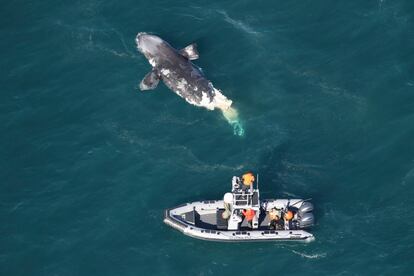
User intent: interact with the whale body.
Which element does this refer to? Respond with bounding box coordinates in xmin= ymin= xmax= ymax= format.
xmin=135 ymin=32 xmax=232 ymax=111
xmin=135 ymin=32 xmax=244 ymax=136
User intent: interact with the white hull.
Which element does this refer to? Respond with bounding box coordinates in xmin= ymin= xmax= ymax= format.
xmin=164 ymin=199 xmax=315 ymax=242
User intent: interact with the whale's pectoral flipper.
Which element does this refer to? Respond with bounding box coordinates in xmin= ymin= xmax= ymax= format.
xmin=139 ymin=69 xmax=160 ymax=91
xmin=179 ymin=43 xmax=199 ymax=60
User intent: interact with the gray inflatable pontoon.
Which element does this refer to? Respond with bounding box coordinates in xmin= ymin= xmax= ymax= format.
xmin=164 ymin=174 xmax=315 ymax=242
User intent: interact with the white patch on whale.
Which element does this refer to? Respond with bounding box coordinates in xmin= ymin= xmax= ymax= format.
xmin=211 ymin=88 xmax=232 ymax=110
xmin=148 ymin=58 xmax=156 ymax=67
xmin=199 ymin=92 xmax=215 ymax=110
xmin=176 ymin=78 xmax=188 ymax=91
xmin=160 ymin=68 xmax=170 ymax=76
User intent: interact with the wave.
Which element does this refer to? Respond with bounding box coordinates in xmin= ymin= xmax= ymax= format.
xmin=55 ymin=21 xmax=139 ymax=60
xmin=217 ymin=10 xmax=260 ymax=36
xmin=402 ymin=165 xmax=414 ymax=185
xmin=188 ymin=163 xmax=245 ymax=173
xmin=291 ymin=250 xmax=327 ymax=259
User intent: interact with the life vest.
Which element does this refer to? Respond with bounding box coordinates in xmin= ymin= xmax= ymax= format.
xmin=242 ymin=209 xmax=256 ymax=221
xmin=284 ymin=210 xmax=294 ymax=221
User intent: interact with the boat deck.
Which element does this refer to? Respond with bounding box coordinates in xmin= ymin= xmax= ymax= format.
xmin=193 ymin=209 xmax=281 ymax=230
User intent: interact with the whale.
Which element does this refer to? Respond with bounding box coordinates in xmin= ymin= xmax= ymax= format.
xmin=135 ymin=32 xmax=244 ymax=135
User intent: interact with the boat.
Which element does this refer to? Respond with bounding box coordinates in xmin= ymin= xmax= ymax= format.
xmin=164 ymin=173 xmax=315 ymax=242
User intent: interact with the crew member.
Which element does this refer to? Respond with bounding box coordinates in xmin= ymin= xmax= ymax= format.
xmin=242 ymin=208 xmax=256 ymax=228
xmin=241 ymin=172 xmax=255 ymax=191
xmin=284 ymin=210 xmax=294 ymax=221
xmin=269 ymin=208 xmax=282 ymax=230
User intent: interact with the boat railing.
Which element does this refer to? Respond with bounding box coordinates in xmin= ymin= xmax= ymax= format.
xmin=232 ymin=189 xmax=260 ymax=207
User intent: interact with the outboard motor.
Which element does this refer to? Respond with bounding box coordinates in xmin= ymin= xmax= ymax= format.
xmin=297 ymin=201 xmax=314 ymax=229
xmin=298 ymin=202 xmax=313 ymax=216
xmin=298 ymin=212 xmax=314 ymax=228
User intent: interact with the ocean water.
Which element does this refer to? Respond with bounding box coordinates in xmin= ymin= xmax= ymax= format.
xmin=1 ymin=0 xmax=414 ymax=275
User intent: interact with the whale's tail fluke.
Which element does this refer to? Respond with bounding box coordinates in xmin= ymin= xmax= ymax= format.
xmin=211 ymin=88 xmax=244 ymax=136
xmin=221 ymin=106 xmax=244 ymax=136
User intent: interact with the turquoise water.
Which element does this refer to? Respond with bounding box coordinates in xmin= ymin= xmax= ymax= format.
xmin=2 ymin=0 xmax=414 ymax=275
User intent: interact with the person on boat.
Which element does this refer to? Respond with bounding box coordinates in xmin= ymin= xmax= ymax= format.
xmin=241 ymin=172 xmax=255 ymax=191
xmin=269 ymin=208 xmax=283 ymax=230
xmin=284 ymin=210 xmax=294 ymax=221
xmin=242 ymin=208 xmax=256 ymax=228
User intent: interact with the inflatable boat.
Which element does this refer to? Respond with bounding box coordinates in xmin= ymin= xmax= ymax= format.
xmin=164 ymin=173 xmax=315 ymax=242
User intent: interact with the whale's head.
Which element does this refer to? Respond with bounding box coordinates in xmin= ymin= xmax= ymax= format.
xmin=136 ymin=33 xmax=164 ymax=59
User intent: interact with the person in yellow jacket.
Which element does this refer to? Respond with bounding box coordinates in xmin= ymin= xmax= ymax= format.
xmin=241 ymin=172 xmax=255 ymax=191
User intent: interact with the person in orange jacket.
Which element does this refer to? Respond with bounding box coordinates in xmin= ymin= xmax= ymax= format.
xmin=242 ymin=208 xmax=256 ymax=228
